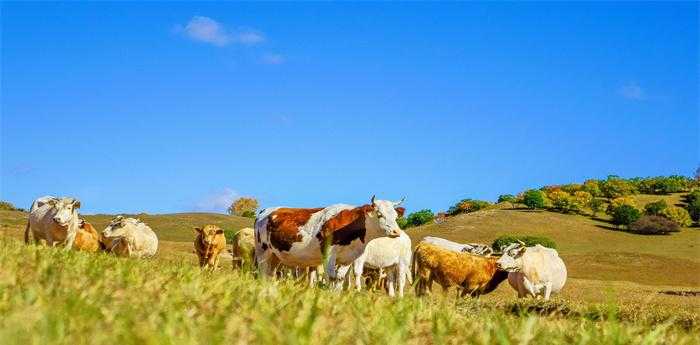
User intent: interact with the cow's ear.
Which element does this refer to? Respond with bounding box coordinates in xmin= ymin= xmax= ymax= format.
xmin=194 ymin=227 xmax=202 ymax=234
xmin=216 ymin=229 xmax=224 ymax=235
xmin=395 ymin=207 xmax=406 ymax=217
xmin=72 ymin=199 xmax=81 ymax=209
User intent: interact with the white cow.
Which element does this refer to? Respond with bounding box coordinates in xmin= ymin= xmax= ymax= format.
xmin=420 ymin=236 xmax=494 ymax=256
xmin=342 ymin=230 xmax=413 ymax=297
xmin=24 ymin=196 xmax=82 ymax=249
xmin=101 ymin=216 xmax=158 ymax=258
xmin=496 ymin=243 xmax=567 ymax=300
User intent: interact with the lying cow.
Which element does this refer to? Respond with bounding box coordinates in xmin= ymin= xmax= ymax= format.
xmin=194 ymin=224 xmax=226 ymax=269
xmin=497 ymin=242 xmax=567 ymax=300
xmin=24 ymin=196 xmax=82 ymax=249
xmin=340 ymin=229 xmax=412 ymax=297
xmin=413 ymin=243 xmax=508 ymax=297
xmin=101 ymin=216 xmax=158 ymax=258
xmin=420 ymin=236 xmax=493 ymax=256
xmin=231 ymin=227 xmax=255 ymax=269
xmin=255 ymin=195 xmax=405 ymax=287
xmin=73 ymin=219 xmax=101 ymax=252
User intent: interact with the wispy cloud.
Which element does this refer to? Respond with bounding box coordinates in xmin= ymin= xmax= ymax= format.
xmin=176 ymin=16 xmax=265 ymax=47
xmin=618 ymin=83 xmax=646 ymax=101
xmin=261 ymin=53 xmax=285 ymax=65
xmin=191 ymin=187 xmax=239 ymax=213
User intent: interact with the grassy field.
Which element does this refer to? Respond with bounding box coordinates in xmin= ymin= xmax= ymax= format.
xmin=0 ymin=192 xmax=698 ymax=344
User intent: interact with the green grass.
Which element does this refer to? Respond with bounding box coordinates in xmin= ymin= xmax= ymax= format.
xmin=0 ymin=238 xmax=697 ymax=345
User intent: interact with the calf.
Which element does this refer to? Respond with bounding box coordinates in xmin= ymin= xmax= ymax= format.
xmin=413 ymin=243 xmax=508 ymax=297
xmin=231 ymin=227 xmax=254 ymax=269
xmin=73 ymin=219 xmax=100 ymax=252
xmin=194 ymin=224 xmax=226 ymax=269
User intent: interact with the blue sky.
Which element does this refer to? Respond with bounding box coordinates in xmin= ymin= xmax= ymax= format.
xmin=1 ymin=2 xmax=698 ymax=214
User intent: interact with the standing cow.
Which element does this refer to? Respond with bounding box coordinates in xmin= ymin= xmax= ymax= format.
xmin=342 ymin=229 xmax=412 ymax=297
xmin=496 ymin=243 xmax=567 ymax=300
xmin=254 ymin=195 xmax=405 ymax=287
xmin=24 ymin=196 xmax=82 ymax=249
xmin=194 ymin=224 xmax=226 ymax=269
xmin=101 ymin=216 xmax=158 ymax=258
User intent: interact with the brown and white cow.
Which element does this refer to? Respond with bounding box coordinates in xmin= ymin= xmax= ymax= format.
xmin=254 ymin=196 xmax=405 ymax=287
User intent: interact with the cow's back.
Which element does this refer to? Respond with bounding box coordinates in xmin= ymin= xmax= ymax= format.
xmin=74 ymin=222 xmax=100 ymax=252
xmin=363 ymin=231 xmax=411 ymax=268
xmin=521 ymin=245 xmax=567 ymax=292
xmin=420 ymin=236 xmax=466 ymax=253
xmin=106 ymin=222 xmax=158 ymax=258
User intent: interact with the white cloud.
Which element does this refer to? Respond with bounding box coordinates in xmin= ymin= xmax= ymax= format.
xmin=618 ymin=83 xmax=646 ymax=101
xmin=192 ymin=187 xmax=239 ymax=213
xmin=177 ymin=16 xmax=265 ymax=47
xmin=261 ymin=53 xmax=285 ymax=65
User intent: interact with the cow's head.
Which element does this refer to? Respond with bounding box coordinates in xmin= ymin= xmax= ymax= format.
xmin=496 ymin=242 xmax=527 ymax=272
xmin=195 ymin=225 xmax=224 ymax=246
xmin=50 ymin=197 xmax=81 ymax=227
xmin=366 ymin=195 xmax=405 ymax=238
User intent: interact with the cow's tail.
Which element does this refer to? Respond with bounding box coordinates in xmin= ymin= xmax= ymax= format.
xmin=24 ymin=220 xmax=31 ymax=244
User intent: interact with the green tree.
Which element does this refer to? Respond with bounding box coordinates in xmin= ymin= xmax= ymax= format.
xmin=405 ymin=209 xmax=434 ymax=228
xmin=611 ymin=204 xmax=641 ymax=227
xmin=660 ymin=206 xmax=692 ymax=227
xmin=447 ymin=199 xmax=491 ymax=215
xmin=571 ymin=191 xmax=593 ymax=213
xmin=600 ymin=176 xmax=636 ymax=198
xmin=687 ymin=199 xmax=700 ymax=222
xmin=583 ymin=179 xmax=602 ymax=197
xmin=522 ymin=190 xmax=545 ymax=210
xmin=548 ymin=190 xmax=572 ymax=213
xmin=589 ymin=198 xmax=606 ymax=217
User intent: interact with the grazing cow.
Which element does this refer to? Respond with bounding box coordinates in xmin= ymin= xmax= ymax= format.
xmin=342 ymin=230 xmax=412 ymax=297
xmin=101 ymin=216 xmax=158 ymax=258
xmin=73 ymin=219 xmax=100 ymax=252
xmin=24 ymin=196 xmax=82 ymax=249
xmin=194 ymin=225 xmax=227 ymax=269
xmin=231 ymin=227 xmax=255 ymax=269
xmin=496 ymin=243 xmax=567 ymax=300
xmin=420 ymin=236 xmax=494 ymax=256
xmin=254 ymin=196 xmax=405 ymax=286
xmin=413 ymin=243 xmax=508 ymax=297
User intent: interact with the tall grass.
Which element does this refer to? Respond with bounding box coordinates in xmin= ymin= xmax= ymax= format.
xmin=0 ymin=238 xmax=695 ymax=345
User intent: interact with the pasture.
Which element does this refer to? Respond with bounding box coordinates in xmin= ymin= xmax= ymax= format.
xmin=1 ymin=193 xmax=698 ymax=344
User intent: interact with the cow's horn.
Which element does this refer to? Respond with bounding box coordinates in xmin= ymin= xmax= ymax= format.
xmin=370 ymin=195 xmax=376 ymax=204
xmin=395 ymin=196 xmax=406 ymax=206
xmin=517 ymin=239 xmax=526 ymax=246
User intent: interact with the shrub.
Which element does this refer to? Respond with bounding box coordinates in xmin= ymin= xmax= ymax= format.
xmin=589 ymin=198 xmax=606 ymax=217
xmin=497 ymin=194 xmax=517 ymax=208
xmin=660 ymin=206 xmax=692 ymax=227
xmin=571 ymin=191 xmax=592 ymax=213
xmin=643 ymin=200 xmax=668 ymax=216
xmin=600 ymin=176 xmax=636 ymax=198
xmin=521 ymin=190 xmax=545 ymax=210
xmin=560 ymin=184 xmax=583 ymax=194
xmin=629 ymin=216 xmax=680 ymax=235
xmin=396 ymin=217 xmax=408 ymax=230
xmin=687 ymin=199 xmax=700 ymax=222
xmin=223 ymin=228 xmax=238 ymax=243
xmin=606 ymin=196 xmax=637 ymax=215
xmin=405 ymin=209 xmax=434 ymax=227
xmin=685 ymin=190 xmax=700 ymax=204
xmin=548 ymin=191 xmax=573 ymax=213
xmin=228 ymin=197 xmax=259 ymax=217
xmin=492 ymin=235 xmax=557 ymax=251
xmin=0 ymin=201 xmax=23 ymax=211
xmin=448 ymin=199 xmax=491 ymax=215
xmin=610 ymin=204 xmax=641 ymax=227
xmin=583 ymin=179 xmax=602 ymax=197
xmin=241 ymin=210 xmax=256 ymax=219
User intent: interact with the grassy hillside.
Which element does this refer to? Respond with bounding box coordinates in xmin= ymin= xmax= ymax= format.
xmin=0 ymin=238 xmax=697 ymax=345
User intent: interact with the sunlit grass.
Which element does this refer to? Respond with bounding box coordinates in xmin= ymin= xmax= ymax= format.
xmin=0 ymin=238 xmax=696 ymax=345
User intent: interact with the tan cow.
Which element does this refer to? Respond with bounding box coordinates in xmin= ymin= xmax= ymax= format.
xmin=413 ymin=243 xmax=508 ymax=297
xmin=231 ymin=227 xmax=254 ymax=269
xmin=73 ymin=219 xmax=100 ymax=252
xmin=101 ymin=216 xmax=158 ymax=258
xmin=194 ymin=224 xmax=226 ymax=269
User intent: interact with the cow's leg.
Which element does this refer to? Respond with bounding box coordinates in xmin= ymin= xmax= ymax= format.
xmin=324 ymin=251 xmax=340 ymax=289
xmin=386 ymin=270 xmax=396 ymax=297
xmin=543 ymin=282 xmax=553 ymax=301
xmin=397 ymin=264 xmax=406 ymax=298
xmin=353 ymin=260 xmax=363 ymax=292
xmin=255 ymin=247 xmax=275 ymax=278
xmin=335 ymin=264 xmax=351 ymax=290
xmin=63 ymin=227 xmax=77 ymax=250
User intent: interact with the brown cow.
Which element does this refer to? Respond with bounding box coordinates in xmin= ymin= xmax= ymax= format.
xmin=194 ymin=224 xmax=226 ymax=269
xmin=413 ymin=243 xmax=508 ymax=297
xmin=73 ymin=219 xmax=100 ymax=252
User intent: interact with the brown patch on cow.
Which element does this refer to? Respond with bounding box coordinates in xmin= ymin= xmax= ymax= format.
xmin=267 ymin=208 xmax=324 ymax=251
xmin=316 ymin=205 xmax=374 ymax=249
xmin=395 ymin=207 xmax=406 ymax=218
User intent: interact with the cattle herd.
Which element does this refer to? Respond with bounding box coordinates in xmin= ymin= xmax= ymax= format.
xmin=23 ymin=195 xmax=568 ymax=300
